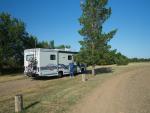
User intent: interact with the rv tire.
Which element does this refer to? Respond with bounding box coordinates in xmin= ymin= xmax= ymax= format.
xmin=81 ymin=68 xmax=85 ymax=74
xmin=58 ymin=71 xmax=63 ymax=77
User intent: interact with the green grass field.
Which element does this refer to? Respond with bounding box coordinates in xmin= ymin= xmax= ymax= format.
xmin=0 ymin=63 xmax=149 ymax=113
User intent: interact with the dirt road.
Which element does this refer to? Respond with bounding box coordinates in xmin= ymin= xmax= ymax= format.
xmin=71 ymin=66 xmax=150 ymax=113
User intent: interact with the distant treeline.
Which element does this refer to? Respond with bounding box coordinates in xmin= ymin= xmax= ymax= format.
xmin=129 ymin=58 xmax=150 ymax=62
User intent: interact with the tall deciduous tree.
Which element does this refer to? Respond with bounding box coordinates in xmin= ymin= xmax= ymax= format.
xmin=0 ymin=12 xmax=27 ymax=69
xmin=0 ymin=12 xmax=37 ymax=74
xmin=77 ymin=0 xmax=117 ymax=75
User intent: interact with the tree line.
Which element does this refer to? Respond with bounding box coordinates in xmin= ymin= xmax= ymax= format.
xmin=129 ymin=58 xmax=150 ymax=62
xmin=0 ymin=12 xmax=70 ymax=74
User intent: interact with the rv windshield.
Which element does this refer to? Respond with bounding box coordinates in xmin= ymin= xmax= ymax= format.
xmin=26 ymin=54 xmax=34 ymax=61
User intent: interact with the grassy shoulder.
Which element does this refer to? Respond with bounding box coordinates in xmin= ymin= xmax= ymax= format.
xmin=0 ymin=73 xmax=24 ymax=83
xmin=0 ymin=62 xmax=149 ymax=113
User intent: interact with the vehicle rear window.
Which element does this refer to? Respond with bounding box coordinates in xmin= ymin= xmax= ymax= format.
xmin=26 ymin=54 xmax=34 ymax=61
xmin=68 ymin=55 xmax=72 ymax=60
xmin=50 ymin=55 xmax=56 ymax=60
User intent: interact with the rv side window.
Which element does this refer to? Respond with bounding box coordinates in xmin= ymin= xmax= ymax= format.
xmin=50 ymin=55 xmax=56 ymax=60
xmin=68 ymin=55 xmax=72 ymax=60
xmin=26 ymin=54 xmax=34 ymax=61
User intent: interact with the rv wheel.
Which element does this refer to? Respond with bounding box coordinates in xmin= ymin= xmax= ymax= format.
xmin=58 ymin=71 xmax=63 ymax=77
xmin=81 ymin=68 xmax=85 ymax=73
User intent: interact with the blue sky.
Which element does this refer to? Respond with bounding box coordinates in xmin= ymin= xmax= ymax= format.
xmin=0 ymin=0 xmax=150 ymax=58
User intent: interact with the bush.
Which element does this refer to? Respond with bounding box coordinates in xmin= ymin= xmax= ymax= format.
xmin=115 ymin=57 xmax=129 ymax=65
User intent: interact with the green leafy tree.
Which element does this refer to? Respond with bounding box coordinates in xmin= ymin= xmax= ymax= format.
xmin=0 ymin=12 xmax=28 ymax=70
xmin=49 ymin=40 xmax=55 ymax=49
xmin=77 ymin=0 xmax=117 ymax=75
xmin=55 ymin=45 xmax=71 ymax=49
xmin=115 ymin=52 xmax=129 ymax=65
xmin=37 ymin=41 xmax=49 ymax=48
xmin=37 ymin=40 xmax=71 ymax=50
xmin=0 ymin=12 xmax=38 ymax=74
xmin=23 ymin=35 xmax=37 ymax=49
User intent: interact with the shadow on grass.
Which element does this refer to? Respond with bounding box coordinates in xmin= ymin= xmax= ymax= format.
xmin=0 ymin=68 xmax=23 ymax=76
xmin=24 ymin=101 xmax=40 ymax=110
xmin=32 ymin=74 xmax=80 ymax=81
xmin=28 ymin=68 xmax=112 ymax=80
xmin=32 ymin=68 xmax=112 ymax=80
xmin=33 ymin=76 xmax=60 ymax=80
xmin=86 ymin=67 xmax=113 ymax=75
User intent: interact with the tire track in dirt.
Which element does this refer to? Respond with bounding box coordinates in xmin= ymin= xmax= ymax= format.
xmin=71 ymin=66 xmax=150 ymax=113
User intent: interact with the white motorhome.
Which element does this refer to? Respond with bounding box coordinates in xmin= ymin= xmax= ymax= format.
xmin=24 ymin=48 xmax=85 ymax=77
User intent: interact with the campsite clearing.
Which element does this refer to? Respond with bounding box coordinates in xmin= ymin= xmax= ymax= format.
xmin=0 ymin=63 xmax=150 ymax=113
